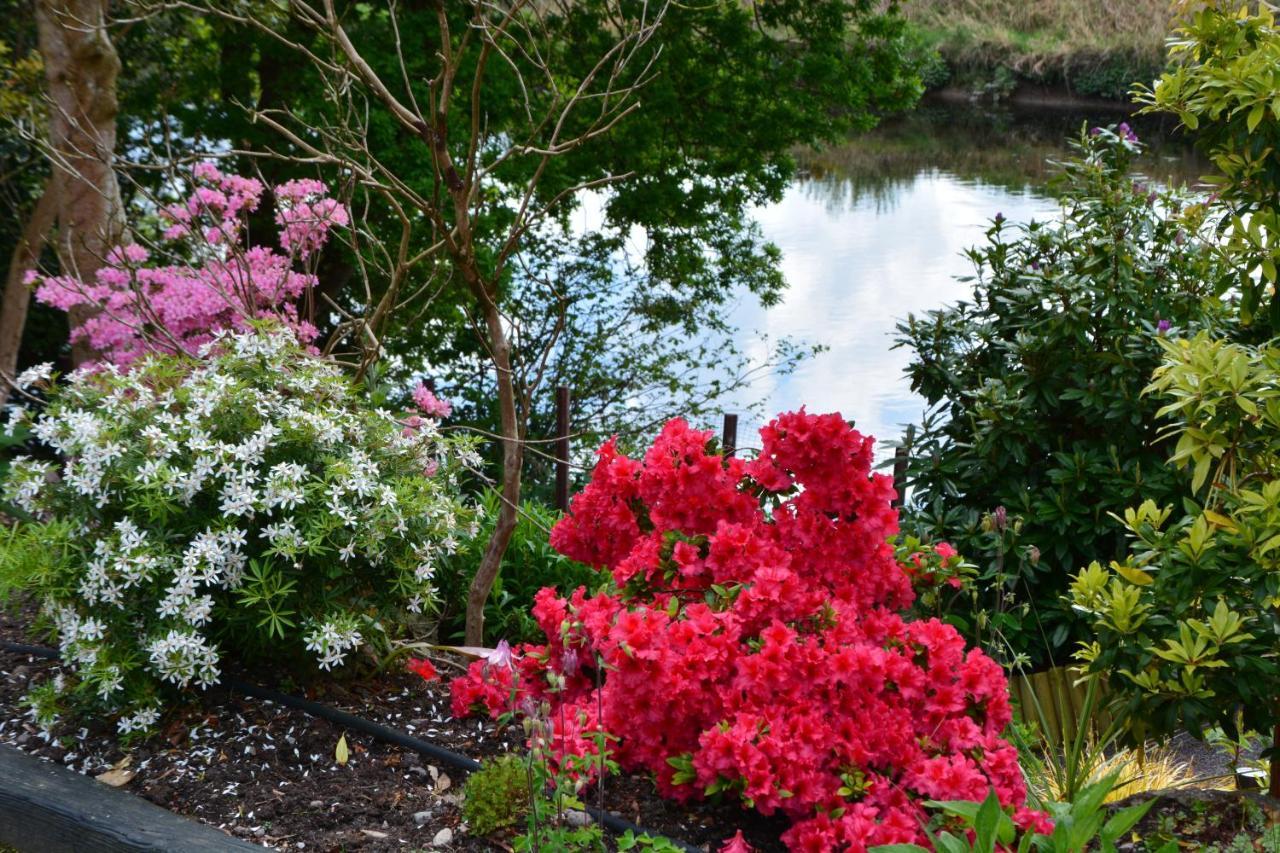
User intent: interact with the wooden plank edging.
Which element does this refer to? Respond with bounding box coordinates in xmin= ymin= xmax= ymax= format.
xmin=0 ymin=743 xmax=262 ymax=852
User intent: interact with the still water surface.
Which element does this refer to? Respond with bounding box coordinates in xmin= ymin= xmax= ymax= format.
xmin=724 ymin=102 xmax=1203 ymax=457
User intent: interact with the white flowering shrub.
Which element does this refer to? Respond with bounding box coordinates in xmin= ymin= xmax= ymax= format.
xmin=0 ymin=327 xmax=480 ymax=730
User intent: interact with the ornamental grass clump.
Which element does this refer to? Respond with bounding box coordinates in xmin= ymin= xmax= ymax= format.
xmin=445 ymin=411 xmax=1045 ymax=851
xmin=0 ymin=327 xmax=479 ymax=732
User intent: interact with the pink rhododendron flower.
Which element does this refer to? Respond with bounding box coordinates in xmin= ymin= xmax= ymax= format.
xmin=32 ymin=163 xmax=348 ymax=367
xmin=412 ymin=382 xmax=452 ymax=418
xmin=437 ymin=411 xmax=1047 ymax=851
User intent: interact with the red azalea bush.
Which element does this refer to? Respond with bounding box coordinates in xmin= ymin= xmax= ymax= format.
xmin=447 ymin=411 xmax=1044 ymax=850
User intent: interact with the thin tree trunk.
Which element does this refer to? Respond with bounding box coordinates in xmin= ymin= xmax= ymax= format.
xmin=34 ymin=0 xmax=126 ymax=366
xmin=464 ymin=289 xmax=523 ymax=647
xmin=0 ymin=178 xmax=58 ymax=405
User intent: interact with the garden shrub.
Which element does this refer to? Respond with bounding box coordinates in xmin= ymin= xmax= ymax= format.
xmin=463 ymin=753 xmax=531 ymax=836
xmin=1136 ymin=1 xmax=1280 ymax=333
xmin=30 ymin=163 xmax=348 ymax=366
xmin=445 ymin=412 xmax=1046 ymax=851
xmin=1070 ymin=334 xmax=1280 ymax=761
xmin=0 ymin=326 xmax=478 ymax=731
xmin=896 ymin=123 xmax=1233 ymax=664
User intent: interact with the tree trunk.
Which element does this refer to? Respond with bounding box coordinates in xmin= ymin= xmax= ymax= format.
xmin=463 ymin=292 xmax=523 ymax=646
xmin=0 ymin=178 xmax=58 ymax=406
xmin=34 ymin=0 xmax=126 ymax=366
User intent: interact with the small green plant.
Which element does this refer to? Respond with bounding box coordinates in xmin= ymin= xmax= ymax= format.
xmin=463 ymin=754 xmax=531 ymax=836
xmin=617 ymin=831 xmax=685 ymax=851
xmin=869 ymin=774 xmax=1169 ymax=853
xmin=514 ymin=824 xmax=605 ymax=852
xmin=1205 ymin=724 xmax=1270 ymax=789
xmin=1012 ymin=672 xmax=1123 ymax=805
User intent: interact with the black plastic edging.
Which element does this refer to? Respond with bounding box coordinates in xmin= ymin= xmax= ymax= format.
xmin=1 ymin=640 xmax=704 ymax=853
xmin=225 ymin=677 xmax=481 ymax=772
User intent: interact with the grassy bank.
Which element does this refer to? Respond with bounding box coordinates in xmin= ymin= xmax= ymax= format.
xmin=902 ymin=0 xmax=1175 ymax=101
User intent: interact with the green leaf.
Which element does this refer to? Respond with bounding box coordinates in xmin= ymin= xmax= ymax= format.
xmin=1192 ymin=453 xmax=1212 ymax=493
xmin=1247 ymin=102 xmax=1265 ymax=132
xmin=1100 ymin=797 xmax=1157 ymax=842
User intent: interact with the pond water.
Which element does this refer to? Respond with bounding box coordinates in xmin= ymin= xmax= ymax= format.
xmin=722 ymin=101 xmax=1205 ymax=458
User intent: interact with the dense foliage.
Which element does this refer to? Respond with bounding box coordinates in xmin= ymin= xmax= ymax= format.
xmin=896 ymin=124 xmax=1232 ymax=663
xmin=1070 ymin=334 xmax=1280 ymax=743
xmin=1136 ymin=1 xmax=1280 ymax=331
xmin=0 ymin=328 xmax=478 ymax=730
xmin=446 ymin=412 xmax=1043 ymax=851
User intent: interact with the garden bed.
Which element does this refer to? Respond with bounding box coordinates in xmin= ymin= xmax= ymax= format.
xmin=0 ymin=602 xmax=787 ymax=852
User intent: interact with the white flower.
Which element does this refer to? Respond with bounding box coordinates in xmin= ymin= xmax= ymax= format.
xmin=96 ymin=665 xmax=124 ymax=700
xmin=303 ymin=618 xmax=362 ymax=671
xmin=183 ymin=595 xmax=214 ymax=627
xmin=14 ymin=362 xmax=53 ymax=391
xmin=147 ymin=629 xmax=220 ymax=688
xmin=219 ymin=476 xmax=258 ymax=517
xmin=117 ymin=705 xmax=161 ymax=734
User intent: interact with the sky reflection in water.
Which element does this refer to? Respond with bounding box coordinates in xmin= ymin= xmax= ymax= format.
xmin=726 ymin=171 xmax=1055 ymax=460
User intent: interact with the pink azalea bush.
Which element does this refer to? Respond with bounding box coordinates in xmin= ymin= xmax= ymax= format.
xmin=32 ymin=163 xmax=348 ymax=366
xmin=445 ymin=411 xmax=1046 ymax=851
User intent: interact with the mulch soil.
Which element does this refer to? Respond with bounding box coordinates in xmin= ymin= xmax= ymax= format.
xmin=7 ymin=599 xmax=1275 ymax=853
xmin=0 ymin=600 xmax=787 ymax=853
xmin=1114 ymin=787 xmax=1280 ymax=850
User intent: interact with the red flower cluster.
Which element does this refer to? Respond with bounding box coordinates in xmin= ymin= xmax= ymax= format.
xmin=446 ymin=411 xmax=1043 ymax=850
xmin=406 ymin=657 xmax=439 ymax=682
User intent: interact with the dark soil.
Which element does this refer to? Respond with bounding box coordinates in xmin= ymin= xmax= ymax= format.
xmin=1112 ymin=787 xmax=1280 ymax=851
xmin=7 ymin=598 xmax=1272 ymax=853
xmin=0 ymin=600 xmax=785 ymax=852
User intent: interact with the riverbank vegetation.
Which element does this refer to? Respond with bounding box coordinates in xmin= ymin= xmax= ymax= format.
xmin=903 ymin=0 xmax=1173 ymax=100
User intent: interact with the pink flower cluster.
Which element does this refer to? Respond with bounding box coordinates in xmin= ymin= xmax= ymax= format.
xmin=445 ymin=411 xmax=1046 ymax=851
xmin=412 ymin=381 xmax=453 ymax=419
xmin=33 ymin=164 xmax=348 ymax=366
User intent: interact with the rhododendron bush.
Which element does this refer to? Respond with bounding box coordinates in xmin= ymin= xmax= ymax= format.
xmin=447 ymin=412 xmax=1044 ymax=851
xmin=31 ymin=163 xmax=348 ymax=366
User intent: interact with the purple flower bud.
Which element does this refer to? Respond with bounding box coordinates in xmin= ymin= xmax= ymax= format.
xmin=1157 ymin=319 xmax=1171 ymax=335
xmin=993 ymin=505 xmax=1008 ymax=532
xmin=486 ymin=639 xmax=514 ymax=670
xmin=1090 ymin=127 xmax=1102 ymax=137
xmin=994 ymin=212 xmax=1004 ymax=224
xmin=561 ymin=647 xmax=580 ymax=677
